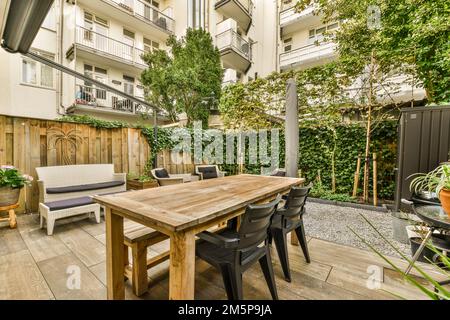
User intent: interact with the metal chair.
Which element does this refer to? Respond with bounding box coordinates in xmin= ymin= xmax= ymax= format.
xmin=269 ymin=184 xmax=312 ymax=282
xmin=195 ymin=195 xmax=282 ymax=300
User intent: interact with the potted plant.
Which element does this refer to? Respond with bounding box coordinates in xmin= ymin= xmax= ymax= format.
xmin=410 ymin=163 xmax=450 ymax=216
xmin=126 ymin=173 xmax=158 ymax=190
xmin=0 ymin=165 xmax=33 ymax=207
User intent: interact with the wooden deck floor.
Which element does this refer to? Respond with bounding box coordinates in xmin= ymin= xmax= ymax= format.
xmin=0 ymin=213 xmax=442 ymax=300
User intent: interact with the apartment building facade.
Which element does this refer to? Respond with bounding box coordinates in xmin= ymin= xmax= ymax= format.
xmin=0 ymin=0 xmax=426 ymax=124
xmin=0 ymin=0 xmax=278 ymax=123
xmin=277 ymin=0 xmax=426 ymax=105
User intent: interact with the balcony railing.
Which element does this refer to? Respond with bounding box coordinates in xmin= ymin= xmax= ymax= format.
xmin=280 ymin=4 xmax=314 ymax=26
xmin=75 ymin=84 xmax=148 ymax=115
xmin=280 ymin=41 xmax=336 ymax=69
xmin=216 ymin=30 xmax=252 ymax=61
xmin=215 ymin=0 xmax=252 ymax=15
xmin=111 ymin=0 xmax=175 ymax=33
xmin=75 ymin=26 xmax=147 ymax=68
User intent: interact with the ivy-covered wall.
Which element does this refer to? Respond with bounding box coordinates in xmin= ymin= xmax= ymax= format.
xmin=141 ymin=121 xmax=398 ymax=200
xmin=298 ymin=121 xmax=398 ymax=199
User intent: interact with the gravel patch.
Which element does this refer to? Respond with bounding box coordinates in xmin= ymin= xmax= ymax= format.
xmin=303 ymin=202 xmax=411 ymax=258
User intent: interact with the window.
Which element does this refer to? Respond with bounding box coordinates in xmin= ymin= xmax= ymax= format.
xmin=188 ymin=0 xmax=205 ymax=29
xmin=144 ymin=38 xmax=160 ymax=53
xmin=123 ymin=75 xmax=135 ymax=96
xmin=308 ymin=22 xmax=339 ymax=42
xmin=283 ymin=37 xmax=292 ymax=52
xmin=84 ymin=64 xmax=107 ymax=100
xmin=42 ymin=4 xmax=56 ymax=30
xmin=21 ymin=51 xmax=54 ymax=88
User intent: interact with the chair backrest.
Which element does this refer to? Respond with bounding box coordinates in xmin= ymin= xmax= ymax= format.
xmin=282 ymin=184 xmax=312 ymax=219
xmin=195 ymin=165 xmax=219 ymax=179
xmin=237 ymin=195 xmax=281 ymax=252
xmin=150 ymin=168 xmax=170 ymax=180
xmin=36 ymin=164 xmax=115 ymax=187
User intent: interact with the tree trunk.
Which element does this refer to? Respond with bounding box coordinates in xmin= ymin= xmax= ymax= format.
xmin=363 ymin=52 xmax=376 ymax=203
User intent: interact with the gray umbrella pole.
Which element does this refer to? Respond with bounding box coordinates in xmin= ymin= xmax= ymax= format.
xmin=285 ymin=78 xmax=299 ymax=178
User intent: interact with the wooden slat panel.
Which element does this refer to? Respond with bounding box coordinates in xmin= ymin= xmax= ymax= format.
xmin=128 ymin=129 xmax=139 ymax=175
xmin=121 ymin=128 xmax=129 ymax=174
xmin=76 ymin=124 xmax=89 ymax=164
xmin=0 ymin=116 xmax=6 ymax=164
xmin=46 ymin=121 xmax=59 ymax=167
xmin=89 ymin=127 xmax=98 ymax=164
xmin=29 ymin=120 xmax=41 ymax=212
xmin=111 ymin=129 xmax=122 ymax=173
xmin=100 ymin=129 xmax=108 ymax=164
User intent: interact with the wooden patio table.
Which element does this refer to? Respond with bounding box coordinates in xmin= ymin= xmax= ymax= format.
xmin=94 ymin=174 xmax=304 ymax=300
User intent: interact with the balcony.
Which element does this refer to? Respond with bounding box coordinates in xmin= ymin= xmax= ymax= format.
xmin=77 ymin=0 xmax=174 ymax=38
xmin=279 ymin=5 xmax=320 ymax=35
xmin=280 ymin=41 xmax=337 ymax=71
xmin=217 ymin=30 xmax=252 ymax=73
xmin=215 ymin=0 xmax=252 ymax=32
xmin=74 ymin=83 xmax=148 ymax=116
xmin=74 ymin=26 xmax=147 ymax=72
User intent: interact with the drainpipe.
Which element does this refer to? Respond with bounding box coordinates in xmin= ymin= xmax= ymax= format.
xmin=56 ymin=0 xmax=64 ymax=115
xmin=275 ymin=0 xmax=280 ymax=72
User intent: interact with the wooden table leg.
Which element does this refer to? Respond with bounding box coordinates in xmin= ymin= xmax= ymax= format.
xmin=105 ymin=207 xmax=125 ymax=300
xmin=8 ymin=209 xmax=17 ymax=229
xmin=291 ymin=231 xmax=299 ymax=246
xmin=169 ymin=230 xmax=196 ymax=300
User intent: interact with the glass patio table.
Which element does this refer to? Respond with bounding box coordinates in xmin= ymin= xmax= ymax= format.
xmin=405 ymin=205 xmax=450 ymax=274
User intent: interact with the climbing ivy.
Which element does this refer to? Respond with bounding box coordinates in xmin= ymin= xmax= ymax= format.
xmin=140 ymin=121 xmax=398 ymax=200
xmin=57 ymin=115 xmax=141 ymax=129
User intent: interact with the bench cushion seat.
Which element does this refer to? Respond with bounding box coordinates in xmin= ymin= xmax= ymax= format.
xmin=46 ymin=181 xmax=125 ymax=194
xmin=44 ymin=196 xmax=94 ymax=211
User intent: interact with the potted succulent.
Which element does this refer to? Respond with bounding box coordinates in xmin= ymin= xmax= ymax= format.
xmin=126 ymin=173 xmax=158 ymax=190
xmin=0 ymin=165 xmax=33 ymax=207
xmin=410 ymin=163 xmax=450 ymax=216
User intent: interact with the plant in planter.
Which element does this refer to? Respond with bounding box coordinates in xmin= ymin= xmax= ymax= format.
xmin=0 ymin=165 xmax=33 ymax=207
xmin=126 ymin=172 xmax=158 ymax=190
xmin=410 ymin=164 xmax=450 ymax=216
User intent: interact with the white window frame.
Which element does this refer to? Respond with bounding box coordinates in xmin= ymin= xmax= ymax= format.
xmin=21 ymin=51 xmax=55 ymax=89
xmin=308 ymin=22 xmax=339 ymax=43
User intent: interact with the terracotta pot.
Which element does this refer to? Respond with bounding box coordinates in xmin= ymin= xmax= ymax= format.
xmin=440 ymin=188 xmax=450 ymax=217
xmin=0 ymin=187 xmax=21 ymax=207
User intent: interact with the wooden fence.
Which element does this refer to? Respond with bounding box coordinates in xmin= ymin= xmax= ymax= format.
xmin=0 ymin=115 xmax=150 ymax=212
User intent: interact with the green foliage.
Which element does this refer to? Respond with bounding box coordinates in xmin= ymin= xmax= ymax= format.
xmin=410 ymin=164 xmax=450 ymax=197
xmin=299 ymin=121 xmax=398 ymax=199
xmin=296 ymin=0 xmax=450 ymax=103
xmin=57 ymin=115 xmax=137 ymax=129
xmin=141 ymin=121 xmax=398 ymax=199
xmin=141 ymin=126 xmax=177 ymax=169
xmin=310 ymin=180 xmax=357 ymax=202
xmin=351 ymin=214 xmax=450 ymax=300
xmin=219 ymin=63 xmax=345 ymax=130
xmin=141 ymin=28 xmax=224 ymax=127
xmin=0 ymin=166 xmax=33 ymax=189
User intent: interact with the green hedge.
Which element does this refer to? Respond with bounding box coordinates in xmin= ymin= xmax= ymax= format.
xmin=142 ymin=121 xmax=398 ymax=200
xmin=298 ymin=121 xmax=397 ymax=199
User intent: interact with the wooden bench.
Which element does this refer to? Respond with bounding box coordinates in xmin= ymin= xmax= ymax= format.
xmin=123 ymin=221 xmax=169 ymax=296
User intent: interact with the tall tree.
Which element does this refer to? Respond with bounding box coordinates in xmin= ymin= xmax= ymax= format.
xmin=141 ymin=28 xmax=224 ymax=126
xmin=296 ymin=0 xmax=450 ymax=103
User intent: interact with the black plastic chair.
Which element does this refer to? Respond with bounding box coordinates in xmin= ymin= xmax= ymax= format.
xmin=269 ymin=184 xmax=312 ymax=282
xmin=195 ymin=195 xmax=282 ymax=300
